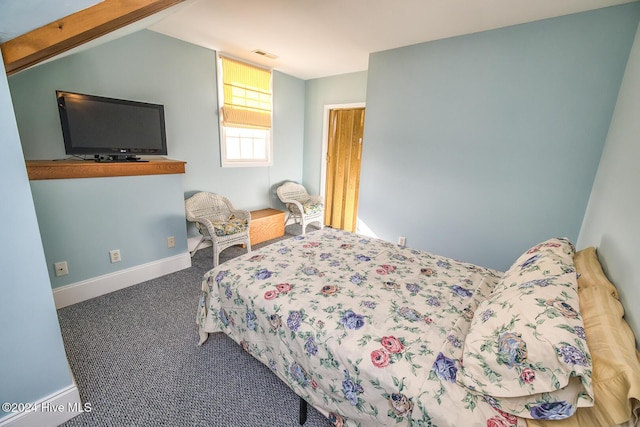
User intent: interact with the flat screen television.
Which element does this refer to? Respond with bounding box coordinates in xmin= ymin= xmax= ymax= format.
xmin=56 ymin=90 xmax=167 ymax=161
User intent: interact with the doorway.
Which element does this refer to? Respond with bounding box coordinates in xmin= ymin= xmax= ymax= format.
xmin=321 ymin=104 xmax=365 ymax=232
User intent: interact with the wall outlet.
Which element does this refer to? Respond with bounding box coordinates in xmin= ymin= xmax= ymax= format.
xmin=167 ymin=236 xmax=176 ymax=248
xmin=54 ymin=261 xmax=68 ymax=277
xmin=109 ymin=249 xmax=121 ymax=263
xmin=398 ymin=236 xmax=406 ymax=246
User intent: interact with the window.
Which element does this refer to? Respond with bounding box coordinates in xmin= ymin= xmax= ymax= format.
xmin=218 ymin=55 xmax=273 ymax=167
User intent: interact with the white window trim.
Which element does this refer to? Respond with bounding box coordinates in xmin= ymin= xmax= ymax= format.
xmin=217 ymin=53 xmax=273 ymax=168
xmin=219 ymin=126 xmax=273 ymax=167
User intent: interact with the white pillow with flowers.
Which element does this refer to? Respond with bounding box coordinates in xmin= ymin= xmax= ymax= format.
xmin=457 ymin=238 xmax=594 ymax=420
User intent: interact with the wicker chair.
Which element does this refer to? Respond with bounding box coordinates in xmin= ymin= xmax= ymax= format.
xmin=276 ymin=182 xmax=324 ymax=235
xmin=184 ymin=192 xmax=251 ymax=267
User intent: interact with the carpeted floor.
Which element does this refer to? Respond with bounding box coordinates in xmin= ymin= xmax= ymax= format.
xmin=58 ymin=225 xmax=333 ymax=427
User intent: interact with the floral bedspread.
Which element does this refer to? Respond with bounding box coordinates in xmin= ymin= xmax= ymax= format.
xmin=197 ymin=228 xmax=527 ymax=427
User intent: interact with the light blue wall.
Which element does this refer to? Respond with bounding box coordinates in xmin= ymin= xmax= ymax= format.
xmin=30 ymin=175 xmax=187 ymax=288
xmin=9 ymin=29 xmax=304 ymax=244
xmin=577 ymin=21 xmax=640 ymax=345
xmin=303 ymin=71 xmax=367 ymax=195
xmin=269 ymin=71 xmax=306 ymax=210
xmin=0 ymin=53 xmax=72 ymax=419
xmin=360 ymin=4 xmax=640 ymax=271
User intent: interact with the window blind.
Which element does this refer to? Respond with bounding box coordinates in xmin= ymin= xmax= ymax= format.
xmin=220 ymin=56 xmax=272 ymax=129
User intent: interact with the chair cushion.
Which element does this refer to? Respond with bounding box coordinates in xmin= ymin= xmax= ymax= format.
xmin=211 ymin=216 xmax=248 ymax=236
xmin=303 ymin=199 xmax=323 ymax=214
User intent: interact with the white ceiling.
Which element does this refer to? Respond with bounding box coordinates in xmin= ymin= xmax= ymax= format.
xmin=1 ymin=0 xmax=638 ymax=80
xmin=148 ymin=0 xmax=638 ymax=80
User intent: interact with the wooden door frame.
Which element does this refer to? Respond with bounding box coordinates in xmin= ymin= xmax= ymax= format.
xmin=320 ymin=102 xmax=366 ymax=201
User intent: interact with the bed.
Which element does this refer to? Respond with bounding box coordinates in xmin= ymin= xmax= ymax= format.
xmin=196 ymin=228 xmax=640 ymax=426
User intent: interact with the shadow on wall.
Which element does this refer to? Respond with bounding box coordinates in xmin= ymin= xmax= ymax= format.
xmin=356 ymin=219 xmax=379 ymax=239
xmin=270 ymin=180 xmax=295 ymax=212
xmin=598 ymin=234 xmax=639 ymax=349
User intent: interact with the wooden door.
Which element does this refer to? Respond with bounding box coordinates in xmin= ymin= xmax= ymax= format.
xmin=324 ymin=108 xmax=365 ymax=232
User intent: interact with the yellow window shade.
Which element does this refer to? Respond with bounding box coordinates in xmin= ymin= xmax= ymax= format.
xmin=221 ymin=56 xmax=272 ymax=129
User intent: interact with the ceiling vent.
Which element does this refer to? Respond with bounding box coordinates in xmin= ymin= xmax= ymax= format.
xmin=252 ymin=49 xmax=278 ymax=59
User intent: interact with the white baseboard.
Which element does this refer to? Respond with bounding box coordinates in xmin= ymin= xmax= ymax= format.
xmin=52 ymin=253 xmax=192 ymax=309
xmin=0 ymin=384 xmax=82 ymax=427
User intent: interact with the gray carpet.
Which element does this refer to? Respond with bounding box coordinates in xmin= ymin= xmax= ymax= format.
xmin=58 ymin=225 xmax=333 ymax=427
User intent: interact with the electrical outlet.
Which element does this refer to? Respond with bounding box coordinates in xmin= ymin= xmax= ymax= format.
xmin=398 ymin=236 xmax=406 ymax=246
xmin=167 ymin=236 xmax=176 ymax=248
xmin=109 ymin=249 xmax=121 ymax=263
xmin=54 ymin=261 xmax=69 ymax=277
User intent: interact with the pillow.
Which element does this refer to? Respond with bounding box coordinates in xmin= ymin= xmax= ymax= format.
xmin=493 ymin=238 xmax=577 ymax=293
xmin=527 ymin=250 xmax=640 ymax=427
xmin=302 ymin=199 xmax=322 ymax=214
xmin=457 ymin=238 xmax=594 ymax=420
xmin=573 ymin=247 xmax=619 ymax=299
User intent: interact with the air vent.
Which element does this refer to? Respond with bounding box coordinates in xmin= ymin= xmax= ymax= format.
xmin=252 ymin=49 xmax=278 ymax=59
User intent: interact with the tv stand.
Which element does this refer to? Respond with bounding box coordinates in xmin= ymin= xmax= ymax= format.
xmin=25 ymin=159 xmax=186 ymax=180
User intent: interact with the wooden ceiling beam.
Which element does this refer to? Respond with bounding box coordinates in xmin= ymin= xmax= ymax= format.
xmin=1 ymin=0 xmax=184 ymax=76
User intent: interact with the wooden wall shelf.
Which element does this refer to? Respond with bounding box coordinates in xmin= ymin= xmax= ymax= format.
xmin=26 ymin=158 xmax=186 ymax=180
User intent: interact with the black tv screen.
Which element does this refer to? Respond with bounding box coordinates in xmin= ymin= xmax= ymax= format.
xmin=56 ymin=90 xmax=167 ymax=159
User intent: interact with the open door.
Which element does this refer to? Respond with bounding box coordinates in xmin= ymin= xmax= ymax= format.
xmin=324 ymin=107 xmax=365 ymax=232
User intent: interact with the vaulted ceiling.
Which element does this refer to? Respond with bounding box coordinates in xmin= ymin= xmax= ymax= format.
xmin=2 ymin=0 xmax=637 ymax=79
xmin=0 ymin=0 xmax=185 ymax=75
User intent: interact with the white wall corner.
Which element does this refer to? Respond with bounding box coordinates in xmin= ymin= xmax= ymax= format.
xmin=52 ymin=253 xmax=192 ymax=308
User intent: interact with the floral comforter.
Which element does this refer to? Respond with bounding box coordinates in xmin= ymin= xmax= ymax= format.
xmin=197 ymin=228 xmax=527 ymax=427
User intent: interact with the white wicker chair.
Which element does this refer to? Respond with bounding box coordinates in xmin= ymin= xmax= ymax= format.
xmin=276 ymin=182 xmax=324 ymax=235
xmin=184 ymin=192 xmax=251 ymax=267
